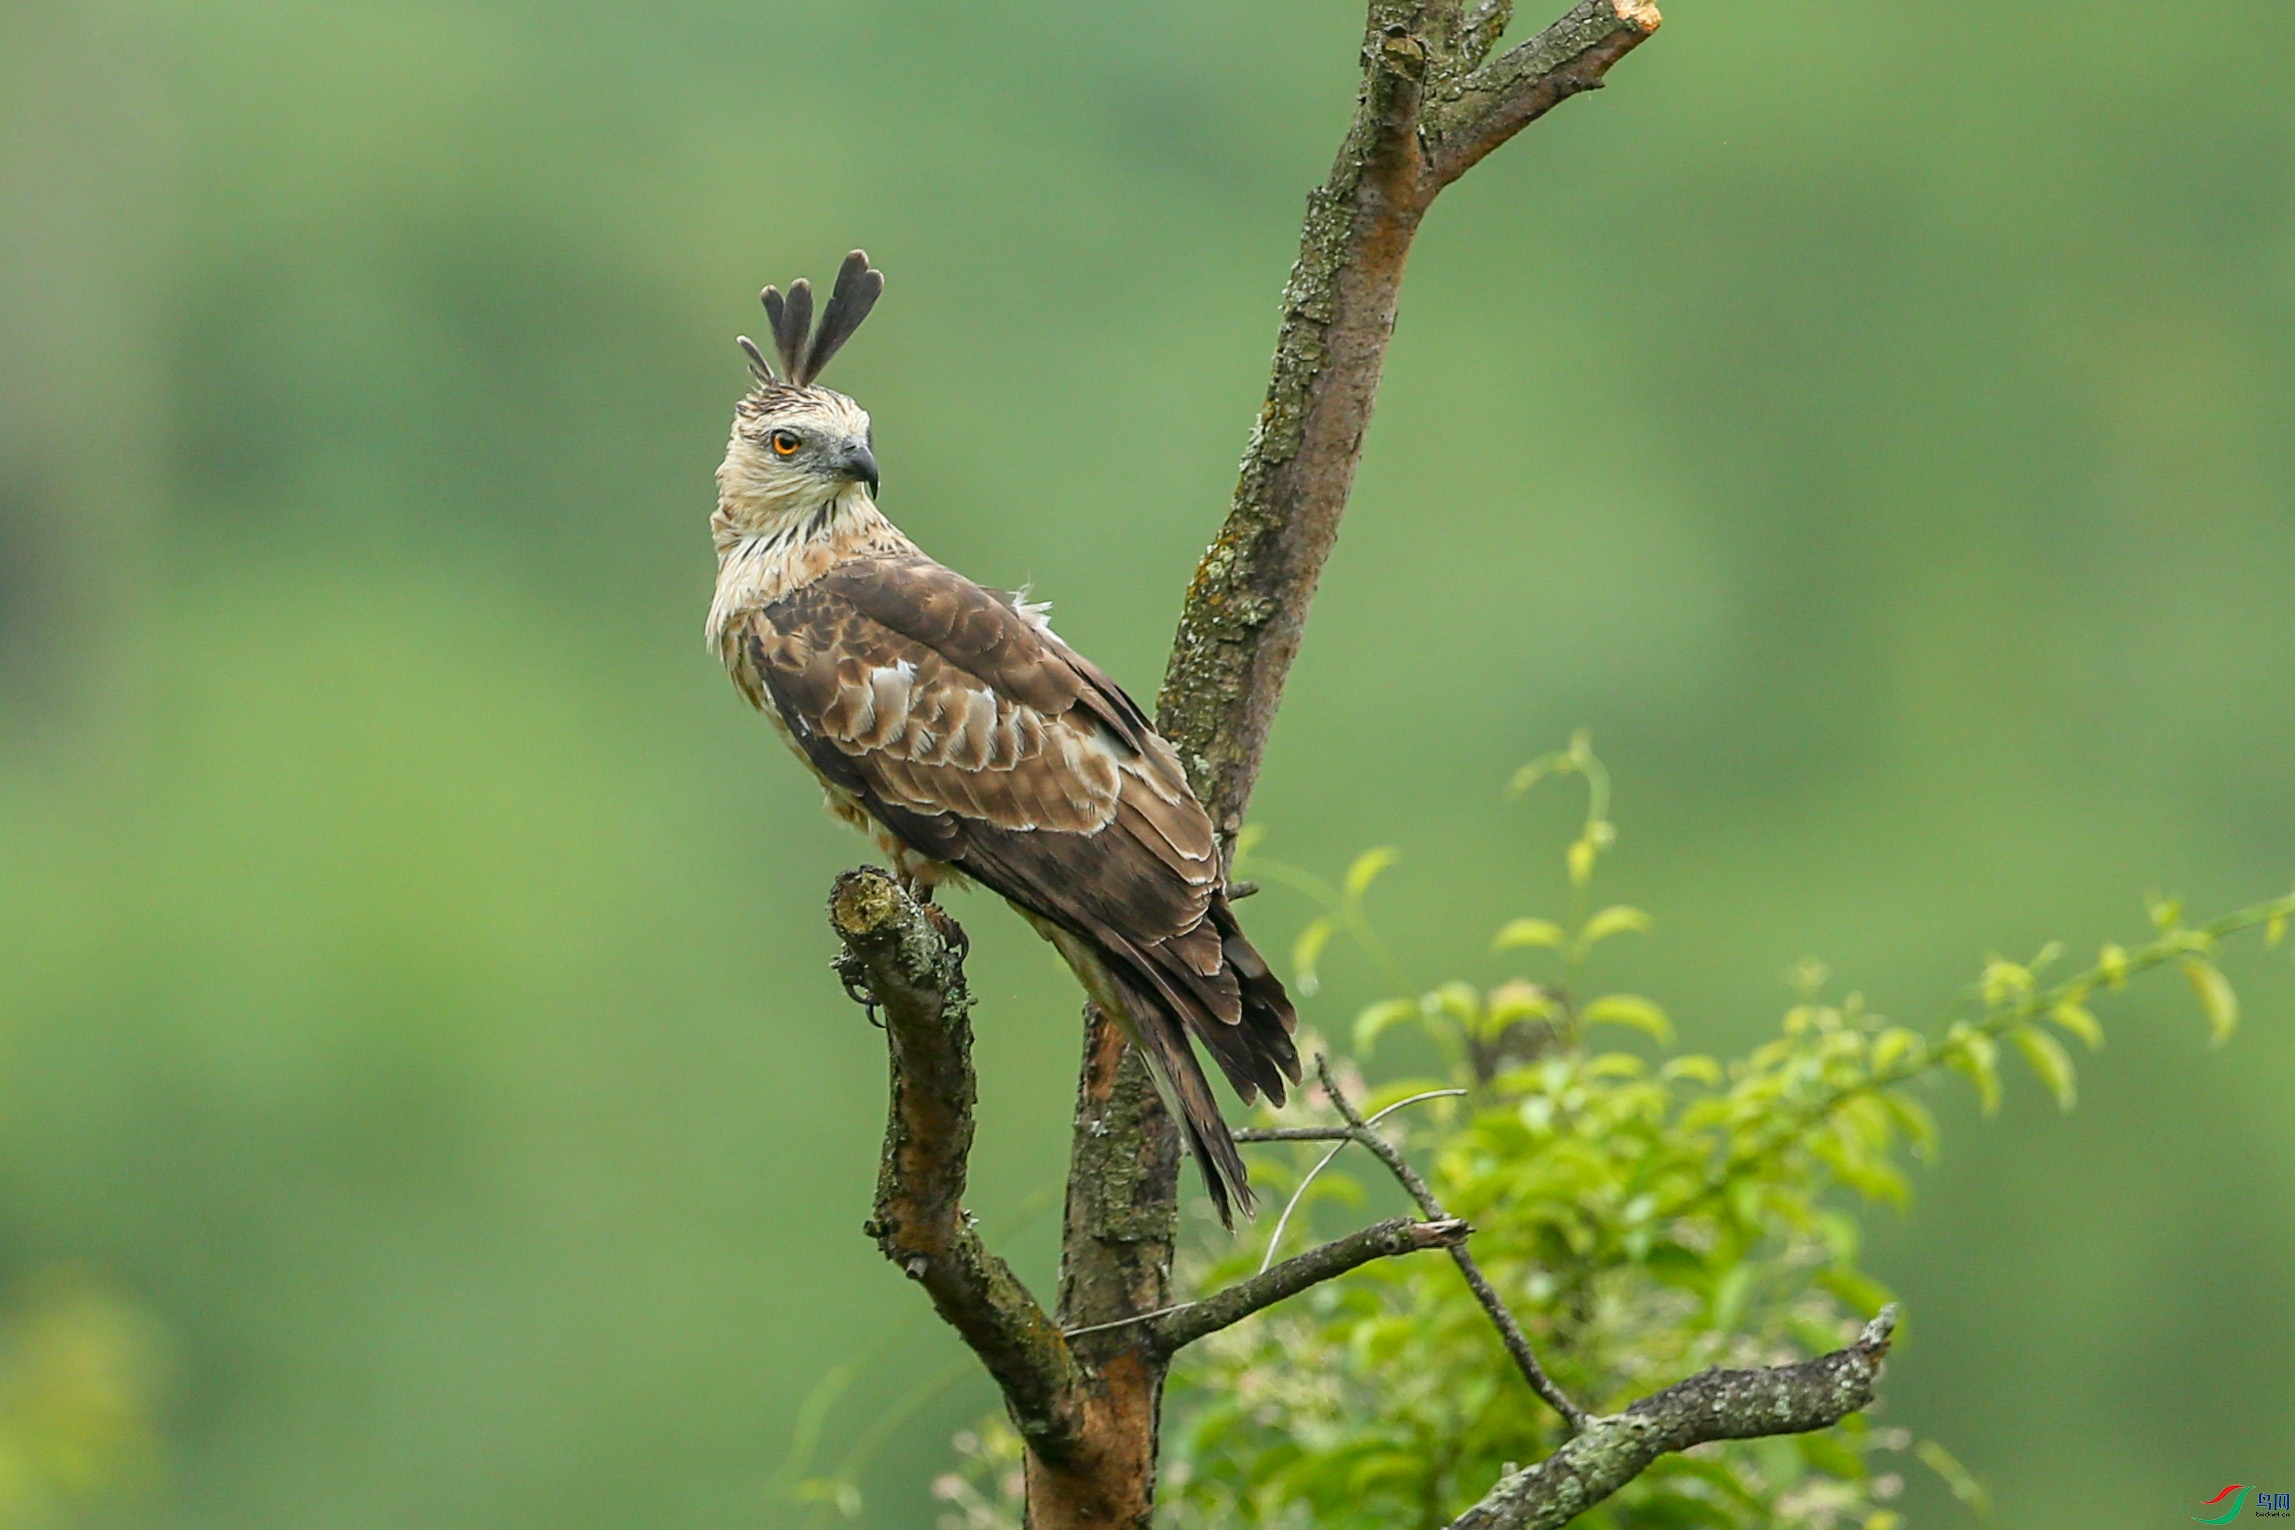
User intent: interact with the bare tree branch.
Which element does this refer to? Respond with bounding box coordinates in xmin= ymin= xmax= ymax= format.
xmin=1456 ymin=0 xmax=1517 ymax=70
xmin=1312 ymin=1056 xmax=1591 ymax=1432
xmin=827 ymin=869 xmax=1087 ymax=1458
xmin=1156 ymin=2 xmax=1437 ymax=840
xmin=1150 ymin=1216 xmax=1469 ymax=1353
xmin=1446 ymin=1306 xmax=1901 ymax=1530
xmin=1157 ymin=0 xmax=1660 ymax=848
xmin=1425 ymin=0 xmax=1663 ymax=190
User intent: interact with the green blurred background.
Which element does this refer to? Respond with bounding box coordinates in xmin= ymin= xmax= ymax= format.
xmin=2 ymin=0 xmax=2291 ymax=1524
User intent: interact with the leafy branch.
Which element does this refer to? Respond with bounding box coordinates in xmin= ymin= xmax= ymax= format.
xmin=1115 ymin=737 xmax=2289 ymax=1530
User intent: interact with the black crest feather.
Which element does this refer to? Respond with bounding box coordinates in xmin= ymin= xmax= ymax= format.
xmin=735 ymin=334 xmax=775 ymax=384
xmin=806 ymin=252 xmax=886 ymax=381
xmin=746 ymin=251 xmax=884 ymax=387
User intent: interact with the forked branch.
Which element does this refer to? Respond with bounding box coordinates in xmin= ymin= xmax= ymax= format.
xmin=1157 ymin=0 xmax=1661 ymax=843
xmin=1425 ymin=0 xmax=1663 ymax=189
xmin=1301 ymin=1055 xmax=1591 ymax=1430
xmin=828 ymin=869 xmax=1087 ymax=1458
xmin=1446 ymin=1307 xmax=1901 ymax=1530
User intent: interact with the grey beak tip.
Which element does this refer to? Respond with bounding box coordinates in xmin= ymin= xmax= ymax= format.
xmin=844 ymin=445 xmax=881 ymax=496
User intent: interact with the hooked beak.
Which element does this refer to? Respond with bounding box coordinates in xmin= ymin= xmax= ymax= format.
xmin=836 ymin=442 xmax=880 ymax=497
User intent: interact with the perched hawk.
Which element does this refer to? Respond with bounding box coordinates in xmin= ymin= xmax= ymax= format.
xmin=708 ymin=253 xmax=1299 ymax=1224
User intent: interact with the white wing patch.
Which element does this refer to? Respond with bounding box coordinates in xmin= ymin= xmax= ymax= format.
xmin=1011 ymin=584 xmax=1061 ymax=641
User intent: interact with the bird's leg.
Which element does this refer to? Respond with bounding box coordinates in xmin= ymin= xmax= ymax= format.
xmin=893 ymin=861 xmax=971 ymax=964
xmin=921 ymin=902 xmax=970 ymax=965
xmin=831 ymin=948 xmax=884 ymax=1028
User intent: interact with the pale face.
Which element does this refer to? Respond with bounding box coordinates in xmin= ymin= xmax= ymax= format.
xmin=715 ymin=386 xmax=879 ymax=535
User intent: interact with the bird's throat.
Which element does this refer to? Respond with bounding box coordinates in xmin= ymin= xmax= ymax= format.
xmin=704 ymin=489 xmax=912 ymax=655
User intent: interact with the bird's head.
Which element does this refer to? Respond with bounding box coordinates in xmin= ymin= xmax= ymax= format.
xmin=715 ymin=251 xmax=886 ymax=537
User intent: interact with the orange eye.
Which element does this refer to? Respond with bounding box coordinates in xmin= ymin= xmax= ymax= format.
xmin=768 ymin=430 xmax=801 ymax=456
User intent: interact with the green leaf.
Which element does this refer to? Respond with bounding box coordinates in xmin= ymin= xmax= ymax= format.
xmin=1491 ymin=917 xmax=1568 ymax=953
xmin=1945 ymin=1025 xmax=2000 ymax=1116
xmin=1879 ymin=1090 xmax=1938 ymax=1157
xmin=1506 ymin=751 xmax=1569 ymax=797
xmin=1575 ymin=904 xmax=1653 ymax=954
xmin=1979 ymin=959 xmax=2034 ymax=1008
xmin=2047 ymin=999 xmax=2104 ymax=1050
xmin=1291 ymin=916 xmax=1334 ymax=997
xmin=1352 ymin=997 xmax=1421 ymax=1058
xmin=1870 ymin=1026 xmax=1925 ymax=1074
xmin=2010 ymin=1024 xmax=2076 ymax=1110
xmin=1660 ymin=1055 xmax=1723 ymax=1087
xmin=1430 ymin=980 xmax=1479 ymax=1021
xmin=1342 ymin=846 xmax=1400 ymax=902
xmin=2181 ymin=956 xmax=2238 ymax=1045
xmin=1485 ymin=981 xmax=1559 ymax=1027
xmin=1582 ymin=993 xmax=1674 ymax=1045
xmin=1915 ymin=1439 xmax=1993 ymax=1518
xmin=1566 ymin=836 xmax=1598 ymax=889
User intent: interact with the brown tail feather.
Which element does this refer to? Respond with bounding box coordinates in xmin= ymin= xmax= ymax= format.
xmin=1095 ymin=906 xmax=1299 ymax=1228
xmin=1126 ymin=994 xmax=1257 ymax=1228
xmin=1029 ymin=897 xmax=1300 ymax=1228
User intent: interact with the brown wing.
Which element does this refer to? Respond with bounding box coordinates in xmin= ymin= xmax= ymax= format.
xmin=739 ymin=556 xmax=1298 ymax=1219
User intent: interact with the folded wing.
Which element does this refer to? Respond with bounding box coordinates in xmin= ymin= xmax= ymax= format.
xmin=739 ymin=555 xmax=1299 ymax=1220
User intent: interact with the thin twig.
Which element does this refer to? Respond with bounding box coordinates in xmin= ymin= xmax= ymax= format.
xmin=1154 ymin=1216 xmax=1470 ymax=1353
xmin=1234 ymin=1124 xmax=1356 ymax=1143
xmin=1060 ymin=1301 xmax=1192 ymax=1341
xmin=1314 ymin=1055 xmax=1591 ymax=1432
xmin=1255 ymin=1139 xmax=1350 ymax=1279
xmin=1255 ymin=1087 xmax=1465 ymax=1275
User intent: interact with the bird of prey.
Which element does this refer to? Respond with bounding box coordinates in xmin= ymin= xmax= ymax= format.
xmin=707 ymin=253 xmax=1299 ymax=1224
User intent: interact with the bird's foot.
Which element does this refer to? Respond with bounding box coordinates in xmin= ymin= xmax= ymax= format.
xmin=832 ymin=950 xmax=884 ymax=1028
xmin=921 ymin=902 xmax=970 ymax=965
